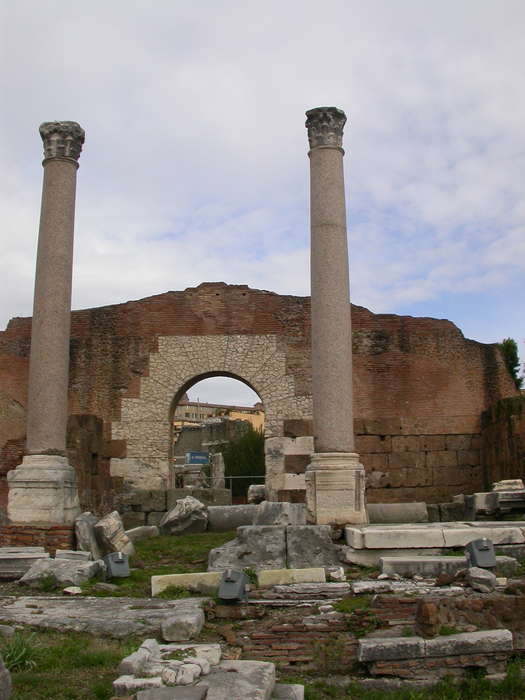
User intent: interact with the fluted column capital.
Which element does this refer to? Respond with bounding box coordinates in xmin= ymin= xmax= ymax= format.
xmin=305 ymin=106 xmax=346 ymax=150
xmin=39 ymin=121 xmax=85 ymax=162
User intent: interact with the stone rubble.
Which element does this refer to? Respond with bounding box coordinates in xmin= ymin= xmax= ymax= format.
xmin=19 ymin=557 xmax=104 ymax=589
xmin=159 ymin=497 xmax=208 ymax=536
xmin=94 ymin=511 xmax=135 ymax=557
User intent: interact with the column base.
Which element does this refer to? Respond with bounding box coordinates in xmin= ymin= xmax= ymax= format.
xmin=7 ymin=455 xmax=81 ymax=525
xmin=305 ymin=452 xmax=368 ymax=526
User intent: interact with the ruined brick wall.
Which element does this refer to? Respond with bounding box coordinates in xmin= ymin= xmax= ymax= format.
xmin=0 ymin=282 xmax=518 ymax=504
xmin=481 ymin=396 xmax=525 ymax=486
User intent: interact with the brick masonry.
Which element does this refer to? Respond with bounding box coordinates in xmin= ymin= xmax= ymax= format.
xmin=0 ymin=524 xmax=75 ymax=554
xmin=0 ymin=283 xmax=519 ymax=505
xmin=481 ymin=396 xmax=525 ymax=486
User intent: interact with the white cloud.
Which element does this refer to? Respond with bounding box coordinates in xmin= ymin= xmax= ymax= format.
xmin=1 ymin=0 xmax=524 ymax=359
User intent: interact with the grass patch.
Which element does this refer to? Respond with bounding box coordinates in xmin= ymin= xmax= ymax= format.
xmin=155 ymin=584 xmax=191 ymax=600
xmin=439 ymin=625 xmax=460 ymax=636
xmin=333 ymin=595 xmax=372 ymax=614
xmin=4 ymin=629 xmax=135 ymax=700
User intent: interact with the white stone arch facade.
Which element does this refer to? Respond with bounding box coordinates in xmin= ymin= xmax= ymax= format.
xmin=111 ymin=334 xmax=313 ymax=498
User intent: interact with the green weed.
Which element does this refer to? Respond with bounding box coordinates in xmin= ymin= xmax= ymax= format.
xmin=155 ymin=584 xmax=191 ymax=599
xmin=1 ymin=630 xmax=39 ymax=672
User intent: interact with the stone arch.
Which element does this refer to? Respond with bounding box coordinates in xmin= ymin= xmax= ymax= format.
xmin=110 ymin=335 xmax=313 ymax=498
xmin=168 ymin=371 xmax=261 ymax=424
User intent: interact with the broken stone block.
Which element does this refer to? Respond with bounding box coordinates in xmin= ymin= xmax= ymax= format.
xmin=94 ymin=511 xmax=135 ymax=557
xmin=62 ymin=586 xmax=83 ymax=595
xmin=253 ymin=501 xmax=306 ymax=526
xmin=438 ymin=502 xmax=466 ymax=522
xmin=207 ymin=505 xmax=256 ymax=532
xmin=113 ymin=675 xmax=163 ymax=696
xmin=126 ymin=525 xmax=160 ymax=543
xmin=467 ymin=566 xmax=498 ymax=593
xmin=208 ymin=526 xmax=286 ymax=572
xmin=55 ymin=550 xmax=92 ymax=562
xmin=136 ymin=688 xmax=208 ymax=700
xmin=159 ymin=497 xmax=207 ymax=535
xmin=0 ymin=547 xmax=50 ymax=580
xmin=19 ymin=558 xmax=104 ymax=589
xmin=119 ymin=647 xmax=151 ymax=675
xmin=161 ymin=609 xmax=205 ymax=641
xmin=247 ymin=484 xmax=266 ymax=504
xmin=274 ymin=684 xmax=305 ymax=700
xmin=286 ymin=525 xmax=343 ymax=569
xmin=367 ymin=503 xmax=428 ymax=524
xmin=491 ymin=479 xmax=525 ymax=491
xmin=75 ymin=512 xmax=102 ymax=561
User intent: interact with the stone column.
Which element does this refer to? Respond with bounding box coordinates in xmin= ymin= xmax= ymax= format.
xmin=304 ymin=106 xmax=367 ymax=526
xmin=7 ymin=121 xmax=84 ymax=524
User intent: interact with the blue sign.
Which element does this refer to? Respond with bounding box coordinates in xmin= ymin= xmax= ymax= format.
xmin=185 ymin=451 xmax=209 ymax=465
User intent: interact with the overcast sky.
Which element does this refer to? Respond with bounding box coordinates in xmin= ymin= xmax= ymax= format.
xmin=1 ymin=1 xmax=524 ymax=404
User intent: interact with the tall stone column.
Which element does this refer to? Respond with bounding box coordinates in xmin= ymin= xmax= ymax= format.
xmin=304 ymin=106 xmax=367 ymax=526
xmin=7 ymin=121 xmax=84 ymax=524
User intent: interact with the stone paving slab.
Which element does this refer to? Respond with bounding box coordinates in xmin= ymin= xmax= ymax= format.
xmin=0 ymin=547 xmax=50 ymax=580
xmin=380 ymin=555 xmax=516 ymax=577
xmin=0 ymin=596 xmax=205 ymax=638
xmin=345 ymin=522 xmax=525 ymax=549
xmin=195 ymin=660 xmax=275 ymax=700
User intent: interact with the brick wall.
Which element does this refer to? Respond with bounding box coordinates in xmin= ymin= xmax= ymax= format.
xmin=0 ymin=283 xmax=518 ymax=503
xmin=481 ymin=396 xmax=525 ymax=486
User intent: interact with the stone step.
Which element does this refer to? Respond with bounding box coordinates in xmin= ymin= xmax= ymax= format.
xmin=380 ymin=555 xmax=516 ymax=578
xmin=345 ymin=522 xmax=525 ymax=550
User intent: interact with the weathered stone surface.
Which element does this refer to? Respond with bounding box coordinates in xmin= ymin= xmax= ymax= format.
xmin=358 ymin=637 xmax=425 ymax=662
xmin=345 ymin=523 xmax=525 ymax=550
xmin=136 ymin=689 xmax=209 ymax=700
xmin=438 ymin=502 xmax=466 ymax=522
xmin=257 ymin=568 xmax=325 ymax=587
xmin=63 ymin=586 xmax=83 ymax=595
xmin=113 ymin=675 xmax=163 ymax=696
xmin=0 ymin=653 xmax=10 ymax=700
xmin=111 ymin=458 xmax=167 ymax=493
xmin=152 ymin=572 xmax=222 ymax=597
xmin=381 ymin=556 xmax=516 ymax=578
xmin=467 ymin=566 xmax=498 ymax=593
xmin=93 ymin=582 xmax=118 ymax=593
xmin=253 ymin=502 xmax=306 ymax=527
xmin=0 ymin=547 xmax=50 ymax=580
xmin=195 ymin=660 xmax=275 ymax=700
xmin=161 ymin=609 xmax=205 ymax=641
xmin=271 ymin=582 xmax=350 ymax=599
xmin=160 ymin=498 xmax=207 ymax=536
xmin=367 ymin=503 xmax=428 ymax=524
xmin=75 ymin=512 xmax=102 ymax=561
xmin=55 ymin=550 xmax=92 ymax=561
xmin=120 ymin=648 xmax=151 ymax=675
xmin=286 ymin=525 xmax=342 ymax=569
xmin=492 ymin=479 xmax=525 ymax=492
xmin=0 ymin=595 xmax=205 ymax=638
xmin=131 ymin=490 xmax=167 ymax=512
xmin=425 ymin=629 xmax=513 ymax=657
xmin=207 ymin=506 xmax=256 ymax=532
xmin=208 ymin=526 xmax=286 ymax=573
xmin=0 ymin=626 xmax=14 ymax=638
xmin=94 ymin=511 xmax=134 ymax=556
xmin=19 ymin=558 xmax=104 ymax=589
xmin=247 ymin=485 xmax=266 ymax=504
xmin=273 ymin=684 xmax=304 ymax=700
xmin=126 ymin=526 xmax=160 ymax=543
xmin=159 ymin=644 xmax=221 ymax=667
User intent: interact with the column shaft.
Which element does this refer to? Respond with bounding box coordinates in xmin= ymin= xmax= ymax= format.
xmin=310 ymin=145 xmax=354 ymax=453
xmin=26 ymin=157 xmax=78 ymax=454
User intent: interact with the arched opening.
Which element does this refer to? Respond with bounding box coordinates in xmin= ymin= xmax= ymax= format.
xmin=169 ymin=372 xmax=265 ymax=501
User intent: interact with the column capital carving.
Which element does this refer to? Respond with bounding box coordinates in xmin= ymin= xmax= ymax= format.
xmin=305 ymin=107 xmax=346 ymax=150
xmin=39 ymin=121 xmax=85 ymax=162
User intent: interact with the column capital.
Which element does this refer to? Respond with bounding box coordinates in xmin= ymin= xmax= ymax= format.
xmin=305 ymin=106 xmax=346 ymax=150
xmin=39 ymin=121 xmax=85 ymax=162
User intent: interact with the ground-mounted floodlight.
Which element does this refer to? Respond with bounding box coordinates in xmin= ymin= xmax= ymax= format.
xmin=103 ymin=551 xmax=130 ymax=578
xmin=465 ymin=538 xmax=496 ymax=570
xmin=217 ymin=569 xmax=250 ymax=604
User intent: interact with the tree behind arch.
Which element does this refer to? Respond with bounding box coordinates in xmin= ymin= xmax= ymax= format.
xmin=498 ymin=338 xmax=523 ymax=390
xmin=212 ymin=423 xmax=265 ymax=498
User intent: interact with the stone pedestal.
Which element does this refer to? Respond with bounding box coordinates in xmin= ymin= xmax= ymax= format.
xmin=305 ymin=453 xmax=367 ymax=525
xmin=7 ymin=121 xmax=84 ymax=525
xmin=7 ymin=456 xmax=80 ymax=524
xmin=304 ymin=106 xmax=367 ymax=526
